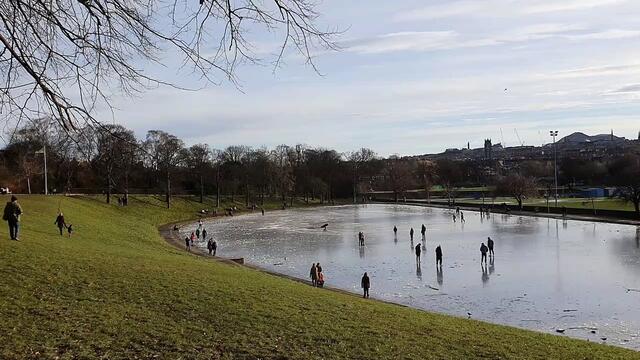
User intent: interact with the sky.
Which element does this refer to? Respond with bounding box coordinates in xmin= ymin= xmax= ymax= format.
xmin=100 ymin=0 xmax=640 ymax=157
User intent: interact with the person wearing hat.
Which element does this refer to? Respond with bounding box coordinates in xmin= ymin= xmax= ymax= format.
xmin=3 ymin=196 xmax=23 ymax=240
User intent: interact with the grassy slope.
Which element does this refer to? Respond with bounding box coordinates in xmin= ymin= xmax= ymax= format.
xmin=0 ymin=195 xmax=637 ymax=360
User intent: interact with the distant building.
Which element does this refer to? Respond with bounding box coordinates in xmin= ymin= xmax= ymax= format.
xmin=484 ymin=139 xmax=492 ymax=160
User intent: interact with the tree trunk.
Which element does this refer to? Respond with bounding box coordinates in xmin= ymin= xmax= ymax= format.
xmin=166 ymin=170 xmax=171 ymax=209
xmin=106 ymin=172 xmax=112 ymax=204
xmin=215 ymin=170 xmax=221 ymax=208
xmin=245 ymin=183 xmax=249 ymax=207
xmin=353 ymin=180 xmax=357 ymax=204
xmin=200 ymin=174 xmax=204 ymax=203
xmin=125 ymin=172 xmax=129 ymax=199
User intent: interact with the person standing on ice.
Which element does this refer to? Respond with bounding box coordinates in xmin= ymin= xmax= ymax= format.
xmin=480 ymin=243 xmax=488 ymax=265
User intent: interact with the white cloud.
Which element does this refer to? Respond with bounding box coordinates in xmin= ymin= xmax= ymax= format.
xmin=524 ymin=0 xmax=626 ymax=14
xmin=343 ymin=24 xmax=636 ymax=55
xmin=394 ymin=0 xmax=629 ymax=22
xmin=612 ymin=84 xmax=640 ymax=93
xmin=344 ymin=31 xmax=459 ymax=54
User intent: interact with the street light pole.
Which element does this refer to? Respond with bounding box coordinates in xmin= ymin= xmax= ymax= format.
xmin=550 ymin=130 xmax=558 ymax=208
xmin=35 ymin=143 xmax=48 ymax=195
xmin=43 ymin=143 xmax=48 ymax=195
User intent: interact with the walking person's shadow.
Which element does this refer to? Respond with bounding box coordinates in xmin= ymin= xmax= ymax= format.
xmin=481 ymin=263 xmax=489 ymax=286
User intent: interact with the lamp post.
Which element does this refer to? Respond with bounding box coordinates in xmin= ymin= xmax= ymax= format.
xmin=35 ymin=144 xmax=48 ymax=195
xmin=550 ymin=130 xmax=558 ymax=208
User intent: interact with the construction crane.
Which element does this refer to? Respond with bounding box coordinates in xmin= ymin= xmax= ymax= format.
xmin=514 ymin=128 xmax=524 ymax=146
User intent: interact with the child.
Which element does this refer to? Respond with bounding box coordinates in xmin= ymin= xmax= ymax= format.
xmin=67 ymin=224 xmax=73 ymax=238
xmin=317 ymin=271 xmax=325 ymax=288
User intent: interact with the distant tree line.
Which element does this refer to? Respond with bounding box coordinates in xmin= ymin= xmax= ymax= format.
xmin=1 ymin=118 xmax=639 ymax=215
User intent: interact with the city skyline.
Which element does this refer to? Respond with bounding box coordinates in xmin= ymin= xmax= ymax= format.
xmin=86 ymin=0 xmax=640 ymax=156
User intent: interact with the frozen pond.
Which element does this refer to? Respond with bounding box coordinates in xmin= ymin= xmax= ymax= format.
xmin=187 ymin=204 xmax=640 ymax=349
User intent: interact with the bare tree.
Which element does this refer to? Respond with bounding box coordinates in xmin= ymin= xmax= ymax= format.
xmin=144 ymin=130 xmax=185 ymax=208
xmin=385 ymin=157 xmax=413 ymax=203
xmin=495 ymin=173 xmax=539 ymax=209
xmin=272 ymin=144 xmax=293 ymax=203
xmin=436 ymin=160 xmax=463 ymax=206
xmin=609 ymin=155 xmax=640 ymax=217
xmin=414 ymin=159 xmax=436 ymax=204
xmin=0 ymin=0 xmax=338 ymax=135
xmin=186 ymin=144 xmax=211 ymax=203
xmin=93 ymin=125 xmax=136 ymax=203
xmin=211 ymin=148 xmax=223 ymax=208
xmin=347 ymin=148 xmax=376 ymax=203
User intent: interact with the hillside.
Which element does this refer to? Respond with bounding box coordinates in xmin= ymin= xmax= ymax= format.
xmin=0 ymin=195 xmax=637 ymax=359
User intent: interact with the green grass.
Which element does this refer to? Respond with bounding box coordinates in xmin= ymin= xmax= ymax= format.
xmin=0 ymin=195 xmax=637 ymax=359
xmin=445 ymin=196 xmax=636 ymax=212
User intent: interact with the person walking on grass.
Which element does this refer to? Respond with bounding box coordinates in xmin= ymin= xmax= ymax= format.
xmin=67 ymin=224 xmax=73 ymax=238
xmin=185 ymin=236 xmax=191 ymax=252
xmin=361 ymin=272 xmax=370 ymax=298
xmin=54 ymin=212 xmax=66 ymax=236
xmin=310 ymin=263 xmax=318 ymax=287
xmin=487 ymin=237 xmax=495 ymax=257
xmin=480 ymin=242 xmax=488 ymax=265
xmin=3 ymin=195 xmax=22 ymax=241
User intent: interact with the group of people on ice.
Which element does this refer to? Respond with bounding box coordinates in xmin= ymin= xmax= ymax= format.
xmin=182 ymin=219 xmax=217 ymax=256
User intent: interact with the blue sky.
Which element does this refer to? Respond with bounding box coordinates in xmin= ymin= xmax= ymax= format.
xmin=102 ymin=0 xmax=640 ymax=156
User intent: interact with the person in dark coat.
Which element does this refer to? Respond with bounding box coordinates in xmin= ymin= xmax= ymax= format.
xmin=3 ymin=195 xmax=23 ymax=240
xmin=487 ymin=237 xmax=494 ymax=257
xmin=207 ymin=239 xmax=214 ymax=255
xmin=393 ymin=225 xmax=397 ymax=235
xmin=54 ymin=212 xmax=66 ymax=236
xmin=195 ymin=228 xmax=200 ymax=239
xmin=421 ymin=224 xmax=426 ymax=238
xmin=184 ymin=236 xmax=191 ymax=252
xmin=410 ymin=228 xmax=414 ymax=241
xmin=361 ymin=272 xmax=370 ymax=298
xmin=202 ymin=228 xmax=207 ymax=240
xmin=435 ymin=245 xmax=443 ymax=267
xmin=480 ymin=243 xmax=488 ymax=264
xmin=310 ymin=263 xmax=318 ymax=287
xmin=415 ymin=243 xmax=422 ymax=262
xmin=212 ymin=240 xmax=217 ymax=256
xmin=67 ymin=224 xmax=73 ymax=238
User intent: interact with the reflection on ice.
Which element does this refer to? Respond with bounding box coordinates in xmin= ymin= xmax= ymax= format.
xmin=189 ymin=204 xmax=640 ymax=349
